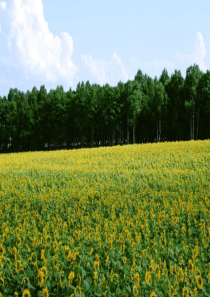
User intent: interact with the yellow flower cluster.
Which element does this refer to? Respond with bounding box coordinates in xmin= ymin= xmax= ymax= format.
xmin=0 ymin=140 xmax=210 ymax=296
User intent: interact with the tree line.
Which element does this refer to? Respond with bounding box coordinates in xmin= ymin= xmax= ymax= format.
xmin=0 ymin=64 xmax=210 ymax=153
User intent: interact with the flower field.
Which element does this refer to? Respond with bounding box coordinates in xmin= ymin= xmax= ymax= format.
xmin=0 ymin=140 xmax=210 ymax=297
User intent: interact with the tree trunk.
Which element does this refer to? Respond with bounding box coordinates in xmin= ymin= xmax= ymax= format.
xmin=119 ymin=116 xmax=122 ymax=145
xmin=81 ymin=131 xmax=84 ymax=148
xmin=73 ymin=124 xmax=75 ymax=148
xmin=121 ymin=115 xmax=123 ymax=144
xmin=190 ymin=113 xmax=193 ymax=140
xmin=159 ymin=118 xmax=161 ymax=142
xmin=127 ymin=117 xmax=129 ymax=144
xmin=112 ymin=123 xmax=115 ymax=146
xmin=196 ymin=115 xmax=199 ymax=140
xmin=100 ymin=114 xmax=104 ymax=146
xmin=133 ymin=126 xmax=135 ymax=144
xmin=91 ymin=127 xmax=94 ymax=147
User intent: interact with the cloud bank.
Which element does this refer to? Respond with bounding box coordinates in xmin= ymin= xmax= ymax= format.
xmin=81 ymin=52 xmax=129 ymax=85
xmin=176 ymin=32 xmax=207 ymax=72
xmin=130 ymin=57 xmax=174 ymax=73
xmin=0 ymin=1 xmax=6 ymax=10
xmin=0 ymin=0 xmax=78 ymax=85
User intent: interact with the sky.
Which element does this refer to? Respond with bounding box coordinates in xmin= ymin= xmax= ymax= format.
xmin=0 ymin=0 xmax=209 ymax=97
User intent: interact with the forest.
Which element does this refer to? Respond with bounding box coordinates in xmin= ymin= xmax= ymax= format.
xmin=0 ymin=63 xmax=210 ymax=153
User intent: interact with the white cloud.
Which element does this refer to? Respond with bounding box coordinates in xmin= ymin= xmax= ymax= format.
xmin=130 ymin=57 xmax=139 ymax=66
xmin=175 ymin=32 xmax=207 ymax=72
xmin=81 ymin=55 xmax=108 ymax=85
xmin=192 ymin=32 xmax=207 ymax=71
xmin=148 ymin=59 xmax=174 ymax=69
xmin=81 ymin=52 xmax=128 ymax=85
xmin=130 ymin=57 xmax=174 ymax=70
xmin=175 ymin=52 xmax=185 ymax=61
xmin=0 ymin=0 xmax=78 ymax=84
xmin=0 ymin=1 xmax=7 ymax=10
xmin=0 ymin=75 xmax=10 ymax=84
xmin=112 ymin=52 xmax=128 ymax=82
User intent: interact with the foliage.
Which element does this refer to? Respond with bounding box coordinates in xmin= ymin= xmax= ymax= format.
xmin=1 ymin=64 xmax=210 ymax=153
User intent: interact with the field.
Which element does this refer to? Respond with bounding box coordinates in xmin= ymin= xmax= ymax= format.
xmin=0 ymin=140 xmax=210 ymax=297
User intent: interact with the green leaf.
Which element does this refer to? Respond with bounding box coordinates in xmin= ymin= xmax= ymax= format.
xmin=83 ymin=278 xmax=92 ymax=291
xmin=52 ymin=280 xmax=57 ymax=287
xmin=27 ymin=282 xmax=36 ymax=290
xmin=126 ymin=285 xmax=131 ymax=292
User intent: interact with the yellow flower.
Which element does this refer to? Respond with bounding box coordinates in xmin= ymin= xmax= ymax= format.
xmin=77 ymin=274 xmax=82 ymax=285
xmin=181 ymin=226 xmax=186 ymax=233
xmin=93 ymin=271 xmax=98 ymax=286
xmin=179 ymin=255 xmax=183 ymax=265
xmin=89 ymin=247 xmax=93 ymax=255
xmin=31 ymin=252 xmax=37 ymax=265
xmin=145 ymin=271 xmax=151 ymax=284
xmin=14 ymin=292 xmax=19 ymax=297
xmin=123 ymin=257 xmax=127 ymax=264
xmin=68 ymin=271 xmax=75 ymax=288
xmin=38 ymin=269 xmax=45 ymax=288
xmin=95 ymin=254 xmax=100 ymax=262
xmin=15 ymin=261 xmax=22 ymax=273
xmin=178 ymin=267 xmax=184 ymax=282
xmin=0 ymin=277 xmax=4 ymax=287
xmin=41 ymin=249 xmax=47 ymax=264
xmin=21 ymin=277 xmax=30 ymax=290
xmin=22 ymin=288 xmax=30 ymax=297
xmin=41 ymin=267 xmax=48 ymax=281
xmin=105 ymin=255 xmax=109 ymax=267
xmin=174 ymin=281 xmax=179 ymax=290
xmin=188 ymin=259 xmax=194 ymax=273
xmin=133 ymin=285 xmax=138 ymax=297
xmin=195 ymin=274 xmax=203 ymax=290
xmin=60 ymin=272 xmax=64 ymax=288
xmin=43 ymin=287 xmax=49 ymax=297
xmin=93 ymin=271 xmax=98 ymax=280
xmin=182 ymin=287 xmax=189 ymax=297
xmin=94 ymin=261 xmax=100 ymax=270
xmin=150 ymin=291 xmax=157 ymax=297
xmin=133 ymin=272 xmax=140 ymax=288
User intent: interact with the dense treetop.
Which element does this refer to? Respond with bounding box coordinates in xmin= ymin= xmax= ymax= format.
xmin=0 ymin=64 xmax=210 ymax=153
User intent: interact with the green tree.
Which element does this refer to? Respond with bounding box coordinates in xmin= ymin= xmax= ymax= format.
xmin=0 ymin=96 xmax=10 ymax=152
xmin=37 ymin=85 xmax=48 ymax=150
xmin=165 ymin=70 xmax=185 ymax=141
xmin=184 ymin=64 xmax=203 ymax=140
xmin=196 ymin=70 xmax=210 ymax=139
xmin=124 ymin=80 xmax=143 ymax=144
xmin=153 ymin=78 xmax=165 ymax=142
xmin=27 ymin=87 xmax=39 ymax=151
xmin=159 ymin=68 xmax=170 ymax=86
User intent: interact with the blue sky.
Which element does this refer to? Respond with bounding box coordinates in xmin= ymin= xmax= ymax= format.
xmin=0 ymin=0 xmax=209 ymax=97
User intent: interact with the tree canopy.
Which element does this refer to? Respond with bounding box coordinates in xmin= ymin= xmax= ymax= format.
xmin=0 ymin=64 xmax=210 ymax=153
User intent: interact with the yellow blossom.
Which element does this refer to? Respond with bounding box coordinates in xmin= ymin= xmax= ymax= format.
xmin=42 ymin=287 xmax=49 ymax=297
xmin=68 ymin=272 xmax=75 ymax=288
xmin=195 ymin=274 xmax=203 ymax=290
xmin=145 ymin=271 xmax=151 ymax=284
xmin=22 ymin=288 xmax=30 ymax=297
xmin=37 ymin=269 xmax=44 ymax=288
